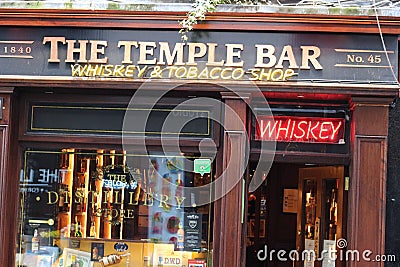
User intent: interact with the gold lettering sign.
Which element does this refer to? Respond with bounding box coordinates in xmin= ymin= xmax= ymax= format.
xmin=42 ymin=37 xmax=324 ymax=81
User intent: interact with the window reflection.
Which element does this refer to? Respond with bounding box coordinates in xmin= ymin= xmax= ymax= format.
xmin=16 ymin=149 xmax=213 ymax=267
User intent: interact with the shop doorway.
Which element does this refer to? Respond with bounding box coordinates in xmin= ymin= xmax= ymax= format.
xmin=246 ymin=163 xmax=346 ymax=267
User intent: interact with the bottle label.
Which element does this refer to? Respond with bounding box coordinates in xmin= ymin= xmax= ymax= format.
xmin=32 ymin=242 xmax=39 ymax=252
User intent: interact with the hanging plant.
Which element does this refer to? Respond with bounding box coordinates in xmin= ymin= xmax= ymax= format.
xmin=179 ymin=0 xmax=273 ymax=41
xmin=179 ymin=0 xmax=220 ymax=41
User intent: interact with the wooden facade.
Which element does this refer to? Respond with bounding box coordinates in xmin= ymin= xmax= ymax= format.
xmin=0 ymin=9 xmax=398 ymax=267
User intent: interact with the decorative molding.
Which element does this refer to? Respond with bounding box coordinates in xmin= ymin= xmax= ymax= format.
xmin=0 ymin=9 xmax=400 ymax=33
xmin=351 ymin=96 xmax=396 ymax=107
xmin=0 ymin=77 xmax=396 ymax=98
xmin=221 ymin=92 xmax=251 ymax=103
xmin=219 ymin=129 xmax=246 ymax=267
xmin=0 ymin=125 xmax=7 ymax=185
xmin=0 ymin=125 xmax=9 ymax=265
xmin=0 ymin=87 xmax=14 ymax=94
xmin=215 ymin=95 xmax=247 ymax=267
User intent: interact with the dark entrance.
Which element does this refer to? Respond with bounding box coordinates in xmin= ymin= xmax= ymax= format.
xmin=246 ymin=163 xmax=347 ymax=267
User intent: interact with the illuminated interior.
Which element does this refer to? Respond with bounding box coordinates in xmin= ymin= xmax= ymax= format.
xmin=16 ymin=149 xmax=214 ymax=267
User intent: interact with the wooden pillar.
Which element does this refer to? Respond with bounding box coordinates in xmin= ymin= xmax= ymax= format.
xmin=348 ymin=97 xmax=391 ymax=266
xmin=0 ymin=87 xmax=15 ymax=267
xmin=213 ymin=92 xmax=249 ymax=267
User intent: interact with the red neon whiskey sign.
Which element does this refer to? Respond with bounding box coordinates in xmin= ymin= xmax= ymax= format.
xmin=255 ymin=116 xmax=345 ymax=144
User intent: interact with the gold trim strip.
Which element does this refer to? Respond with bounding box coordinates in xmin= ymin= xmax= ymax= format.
xmin=334 ymin=64 xmax=393 ymax=68
xmin=0 ymin=55 xmax=33 ymax=59
xmin=25 ymin=150 xmax=207 ymax=159
xmin=30 ymin=105 xmax=34 ymax=132
xmin=18 ymin=150 xmax=28 ymax=259
xmin=30 ymin=126 xmax=210 ymax=135
xmin=0 ymin=41 xmax=34 ymax=44
xmin=354 ymin=103 xmax=389 ymax=107
xmin=334 ymin=49 xmax=394 ymax=53
xmin=32 ymin=105 xmax=210 ymax=113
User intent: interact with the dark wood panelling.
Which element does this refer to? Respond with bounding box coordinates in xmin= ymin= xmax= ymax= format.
xmin=0 ymin=92 xmax=11 ymax=124
xmin=347 ymin=98 xmax=390 ymax=266
xmin=17 ymin=91 xmax=221 ymax=148
xmin=0 ymin=91 xmax=16 ymax=267
xmin=0 ymin=125 xmax=8 ymax=266
xmin=0 ymin=124 xmax=19 ymax=267
xmin=251 ymin=150 xmax=350 ymax=165
xmin=348 ymin=99 xmax=389 ymax=266
xmin=352 ymin=97 xmax=392 ymax=136
xmin=349 ymin=136 xmax=387 ymax=266
xmin=0 ymin=126 xmax=7 ymax=194
xmin=354 ymin=106 xmax=389 ymax=136
xmin=348 ymin=125 xmax=387 ymax=266
xmin=214 ymin=93 xmax=248 ymax=267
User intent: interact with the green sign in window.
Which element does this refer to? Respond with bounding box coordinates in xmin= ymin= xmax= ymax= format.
xmin=194 ymin=159 xmax=211 ymax=176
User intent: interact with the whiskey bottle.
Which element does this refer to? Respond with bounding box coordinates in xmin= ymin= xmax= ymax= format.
xmin=80 ymin=183 xmax=87 ymax=212
xmin=75 ymin=222 xmax=82 ymax=237
xmin=89 ymin=221 xmax=96 ymax=238
xmin=63 ymin=186 xmax=70 ymax=212
xmin=58 ymin=185 xmax=69 ymax=212
xmin=74 ymin=216 xmax=82 ymax=237
xmin=177 ymin=223 xmax=184 ymax=249
xmin=329 ymin=189 xmax=337 ymax=222
xmin=59 ymin=189 xmax=65 ymax=211
xmin=75 ymin=199 xmax=82 ymax=212
xmin=31 ymin=229 xmax=40 ymax=253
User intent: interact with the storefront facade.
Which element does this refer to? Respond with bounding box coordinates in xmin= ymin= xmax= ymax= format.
xmin=0 ymin=9 xmax=399 ymax=267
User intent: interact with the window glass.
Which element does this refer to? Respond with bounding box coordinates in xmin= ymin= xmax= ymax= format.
xmin=16 ymin=149 xmax=213 ymax=267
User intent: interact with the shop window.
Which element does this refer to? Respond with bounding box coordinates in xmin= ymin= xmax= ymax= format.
xmin=16 ymin=149 xmax=213 ymax=267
